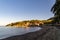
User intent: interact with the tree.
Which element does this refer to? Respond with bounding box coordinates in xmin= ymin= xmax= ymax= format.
xmin=51 ymin=0 xmax=60 ymax=24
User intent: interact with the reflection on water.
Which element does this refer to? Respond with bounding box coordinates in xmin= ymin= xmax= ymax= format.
xmin=0 ymin=27 xmax=41 ymax=39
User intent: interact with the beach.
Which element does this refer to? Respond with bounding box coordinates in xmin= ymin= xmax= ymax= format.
xmin=2 ymin=26 xmax=57 ymax=40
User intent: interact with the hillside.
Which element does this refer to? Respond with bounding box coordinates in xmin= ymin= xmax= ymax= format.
xmin=6 ymin=20 xmax=52 ymax=27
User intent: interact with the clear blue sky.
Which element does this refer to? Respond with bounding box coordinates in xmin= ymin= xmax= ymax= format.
xmin=0 ymin=0 xmax=55 ymax=25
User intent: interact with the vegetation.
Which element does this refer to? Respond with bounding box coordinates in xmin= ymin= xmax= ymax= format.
xmin=6 ymin=20 xmax=53 ymax=27
xmin=51 ymin=0 xmax=60 ymax=24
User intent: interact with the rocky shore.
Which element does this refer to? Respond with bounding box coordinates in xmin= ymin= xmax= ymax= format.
xmin=2 ymin=26 xmax=57 ymax=40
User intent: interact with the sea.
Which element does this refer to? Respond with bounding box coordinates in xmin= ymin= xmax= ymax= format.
xmin=0 ymin=26 xmax=42 ymax=39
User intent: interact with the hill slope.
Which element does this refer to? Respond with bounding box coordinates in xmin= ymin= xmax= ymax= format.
xmin=6 ymin=20 xmax=52 ymax=27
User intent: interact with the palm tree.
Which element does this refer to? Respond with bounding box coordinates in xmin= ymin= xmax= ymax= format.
xmin=51 ymin=0 xmax=60 ymax=24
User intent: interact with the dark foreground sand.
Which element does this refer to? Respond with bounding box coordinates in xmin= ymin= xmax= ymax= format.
xmin=2 ymin=26 xmax=58 ymax=40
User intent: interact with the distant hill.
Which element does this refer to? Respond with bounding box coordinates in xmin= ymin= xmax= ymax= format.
xmin=6 ymin=20 xmax=52 ymax=27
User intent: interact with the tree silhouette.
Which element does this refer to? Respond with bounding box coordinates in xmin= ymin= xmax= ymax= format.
xmin=51 ymin=0 xmax=60 ymax=24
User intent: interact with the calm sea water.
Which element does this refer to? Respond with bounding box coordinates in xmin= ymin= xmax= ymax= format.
xmin=0 ymin=27 xmax=41 ymax=39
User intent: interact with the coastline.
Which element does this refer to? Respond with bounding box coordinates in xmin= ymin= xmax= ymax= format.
xmin=2 ymin=26 xmax=57 ymax=40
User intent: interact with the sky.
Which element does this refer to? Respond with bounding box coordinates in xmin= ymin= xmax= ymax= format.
xmin=0 ymin=0 xmax=55 ymax=25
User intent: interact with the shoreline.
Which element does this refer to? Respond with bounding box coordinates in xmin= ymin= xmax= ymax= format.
xmin=2 ymin=26 xmax=57 ymax=40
